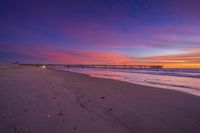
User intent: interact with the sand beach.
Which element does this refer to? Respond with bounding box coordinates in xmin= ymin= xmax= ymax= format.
xmin=0 ymin=64 xmax=200 ymax=133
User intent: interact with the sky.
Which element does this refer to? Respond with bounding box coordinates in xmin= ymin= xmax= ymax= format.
xmin=0 ymin=0 xmax=200 ymax=68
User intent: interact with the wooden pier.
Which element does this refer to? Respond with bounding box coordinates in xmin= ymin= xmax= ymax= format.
xmin=20 ymin=64 xmax=163 ymax=69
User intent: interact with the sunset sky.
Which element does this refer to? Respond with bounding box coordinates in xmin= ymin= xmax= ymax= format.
xmin=0 ymin=0 xmax=200 ymax=68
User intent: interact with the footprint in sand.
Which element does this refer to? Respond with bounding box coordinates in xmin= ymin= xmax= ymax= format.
xmin=58 ymin=113 xmax=65 ymax=122
xmin=53 ymin=97 xmax=57 ymax=100
xmin=88 ymin=99 xmax=92 ymax=102
xmin=24 ymin=108 xmax=28 ymax=112
xmin=11 ymin=124 xmax=20 ymax=133
xmin=58 ymin=112 xmax=64 ymax=116
xmin=100 ymin=96 xmax=106 ymax=99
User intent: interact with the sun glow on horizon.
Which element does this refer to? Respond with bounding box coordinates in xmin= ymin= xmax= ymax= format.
xmin=0 ymin=1 xmax=200 ymax=68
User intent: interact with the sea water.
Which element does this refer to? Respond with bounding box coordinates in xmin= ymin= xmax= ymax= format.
xmin=55 ymin=68 xmax=200 ymax=96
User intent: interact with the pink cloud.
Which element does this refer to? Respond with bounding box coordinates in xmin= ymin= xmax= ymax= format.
xmin=1 ymin=39 xmax=199 ymax=68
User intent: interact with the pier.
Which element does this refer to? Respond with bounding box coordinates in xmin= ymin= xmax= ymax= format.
xmin=20 ymin=64 xmax=163 ymax=69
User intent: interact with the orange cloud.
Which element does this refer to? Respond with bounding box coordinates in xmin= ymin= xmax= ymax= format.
xmin=1 ymin=40 xmax=199 ymax=68
xmin=147 ymin=53 xmax=200 ymax=68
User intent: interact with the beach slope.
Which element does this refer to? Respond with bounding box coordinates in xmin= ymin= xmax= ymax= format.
xmin=0 ymin=65 xmax=200 ymax=133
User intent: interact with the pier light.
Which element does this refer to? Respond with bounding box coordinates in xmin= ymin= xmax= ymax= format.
xmin=42 ymin=65 xmax=46 ymax=68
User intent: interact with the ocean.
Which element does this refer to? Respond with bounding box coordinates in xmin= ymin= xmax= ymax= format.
xmin=54 ymin=68 xmax=200 ymax=96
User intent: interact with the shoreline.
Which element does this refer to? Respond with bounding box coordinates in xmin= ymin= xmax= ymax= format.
xmin=55 ymin=68 xmax=200 ymax=96
xmin=1 ymin=65 xmax=200 ymax=133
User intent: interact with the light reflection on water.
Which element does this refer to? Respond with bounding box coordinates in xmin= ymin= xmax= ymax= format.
xmin=57 ymin=68 xmax=200 ymax=96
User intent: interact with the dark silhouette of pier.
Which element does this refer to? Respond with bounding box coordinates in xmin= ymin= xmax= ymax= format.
xmin=20 ymin=64 xmax=163 ymax=69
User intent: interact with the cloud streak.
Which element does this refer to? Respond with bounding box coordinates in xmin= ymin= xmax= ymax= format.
xmin=1 ymin=40 xmax=199 ymax=68
xmin=0 ymin=0 xmax=200 ymax=68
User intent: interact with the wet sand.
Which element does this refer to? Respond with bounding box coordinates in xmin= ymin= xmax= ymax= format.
xmin=0 ymin=65 xmax=200 ymax=133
